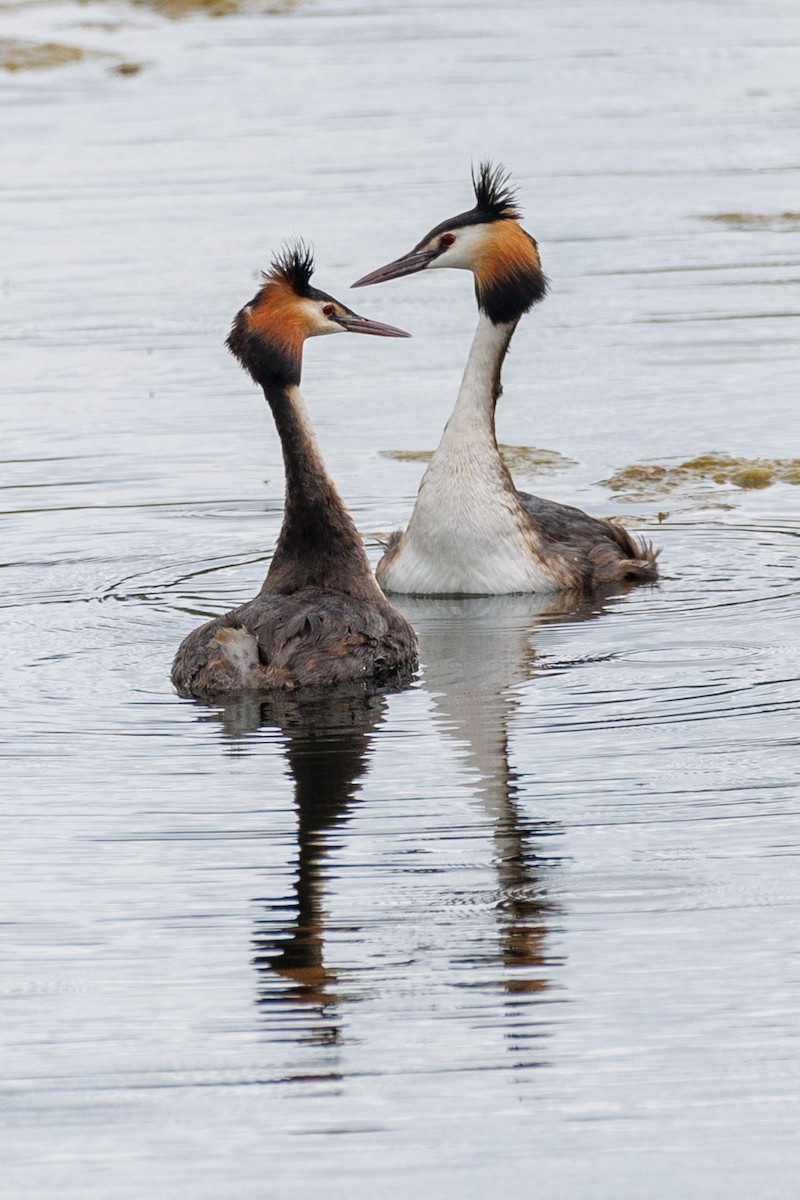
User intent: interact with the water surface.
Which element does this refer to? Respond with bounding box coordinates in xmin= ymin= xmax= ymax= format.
xmin=2 ymin=1 xmax=799 ymax=1196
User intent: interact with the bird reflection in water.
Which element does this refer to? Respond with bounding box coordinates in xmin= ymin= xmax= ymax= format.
xmin=203 ymin=586 xmax=625 ymax=1061
xmin=396 ymin=590 xmax=618 ymax=1024
xmin=210 ymin=687 xmax=390 ymax=1049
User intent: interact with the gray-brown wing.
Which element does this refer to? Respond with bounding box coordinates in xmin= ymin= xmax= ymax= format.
xmin=172 ymin=587 xmax=417 ymax=699
xmin=239 ymin=588 xmax=416 ymax=682
xmin=518 ymin=490 xmax=658 ymax=585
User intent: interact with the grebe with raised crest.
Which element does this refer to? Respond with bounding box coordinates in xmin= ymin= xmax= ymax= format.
xmin=172 ymin=245 xmax=418 ymax=699
xmin=353 ymin=164 xmax=658 ymax=596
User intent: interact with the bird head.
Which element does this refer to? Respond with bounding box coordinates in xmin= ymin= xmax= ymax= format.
xmin=352 ymin=163 xmax=548 ymax=325
xmin=228 ymin=243 xmax=410 ymax=386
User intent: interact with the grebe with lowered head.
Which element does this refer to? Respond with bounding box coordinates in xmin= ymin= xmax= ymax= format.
xmin=172 ymin=244 xmax=418 ymax=700
xmin=353 ymin=163 xmax=658 ymax=596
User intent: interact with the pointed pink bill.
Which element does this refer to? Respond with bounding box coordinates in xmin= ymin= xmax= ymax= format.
xmin=336 ymin=312 xmax=410 ymax=337
xmin=351 ymin=248 xmax=439 ymax=288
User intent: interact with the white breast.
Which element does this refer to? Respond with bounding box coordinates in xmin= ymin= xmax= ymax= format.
xmin=379 ymin=311 xmax=568 ymax=596
xmin=377 ymin=450 xmax=561 ymax=596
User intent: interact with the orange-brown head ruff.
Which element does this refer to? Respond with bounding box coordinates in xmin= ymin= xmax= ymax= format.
xmin=243 ymin=278 xmax=308 ymax=376
xmin=227 ymin=244 xmax=317 ymax=387
xmin=471 ymin=219 xmax=547 ymax=325
xmin=228 ymin=243 xmax=409 ymax=388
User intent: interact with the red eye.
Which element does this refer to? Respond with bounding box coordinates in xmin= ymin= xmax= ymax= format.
xmin=322 ymin=304 xmax=335 ymax=316
xmin=441 ymin=233 xmax=456 ymax=247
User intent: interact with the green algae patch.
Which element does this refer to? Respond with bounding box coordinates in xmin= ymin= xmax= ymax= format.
xmin=1 ymin=39 xmax=85 ymax=71
xmin=381 ymin=445 xmax=578 ymax=475
xmin=602 ymin=453 xmax=800 ymax=502
xmin=700 ymin=212 xmax=800 ymax=232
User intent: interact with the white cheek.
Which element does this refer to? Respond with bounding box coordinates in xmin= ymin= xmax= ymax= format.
xmin=431 ymin=225 xmax=487 ymax=271
xmin=300 ymin=299 xmax=343 ymax=336
xmin=317 ymin=321 xmax=345 ymax=337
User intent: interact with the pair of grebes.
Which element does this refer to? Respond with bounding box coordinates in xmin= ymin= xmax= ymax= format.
xmin=173 ymin=164 xmax=658 ymax=700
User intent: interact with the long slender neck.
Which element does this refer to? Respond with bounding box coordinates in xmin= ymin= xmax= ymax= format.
xmin=261 ymin=381 xmax=378 ymax=598
xmin=438 ymin=312 xmax=517 ymax=449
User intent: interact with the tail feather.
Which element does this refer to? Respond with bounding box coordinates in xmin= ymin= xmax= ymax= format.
xmin=594 ymin=521 xmax=660 ymax=584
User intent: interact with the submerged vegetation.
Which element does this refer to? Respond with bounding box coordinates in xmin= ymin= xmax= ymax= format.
xmin=603 ymin=453 xmax=800 ymax=502
xmin=131 ymin=0 xmax=240 ymax=16
xmin=700 ymin=212 xmax=800 ymax=232
xmin=1 ymin=39 xmax=85 ymax=71
xmin=1 ymin=0 xmax=301 ymax=69
xmin=381 ymin=445 xmax=578 ymax=476
xmin=130 ymin=0 xmax=298 ymax=16
xmin=0 ymin=37 xmax=144 ymax=75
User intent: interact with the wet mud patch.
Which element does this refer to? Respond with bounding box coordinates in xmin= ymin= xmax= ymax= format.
xmin=602 ymin=453 xmax=800 ymax=504
xmin=381 ymin=445 xmax=578 ymax=476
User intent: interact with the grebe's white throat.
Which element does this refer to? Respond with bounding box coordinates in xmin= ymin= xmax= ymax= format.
xmin=378 ymin=314 xmax=558 ymax=595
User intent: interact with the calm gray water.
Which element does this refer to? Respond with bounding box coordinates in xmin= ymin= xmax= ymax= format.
xmin=2 ymin=1 xmax=799 ymax=1196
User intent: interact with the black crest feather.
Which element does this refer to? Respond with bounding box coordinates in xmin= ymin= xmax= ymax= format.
xmin=265 ymin=241 xmax=315 ymax=296
xmin=472 ymin=161 xmax=521 ymax=221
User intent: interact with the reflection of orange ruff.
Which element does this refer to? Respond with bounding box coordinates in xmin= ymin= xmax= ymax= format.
xmin=272 ymin=959 xmax=340 ymax=1005
xmin=474 ymin=221 xmax=542 ymax=293
xmin=247 ymin=279 xmax=308 ymax=361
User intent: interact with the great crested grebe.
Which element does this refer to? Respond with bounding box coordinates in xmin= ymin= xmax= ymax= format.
xmin=172 ymin=245 xmax=418 ymax=700
xmin=353 ymin=163 xmax=658 ymax=596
